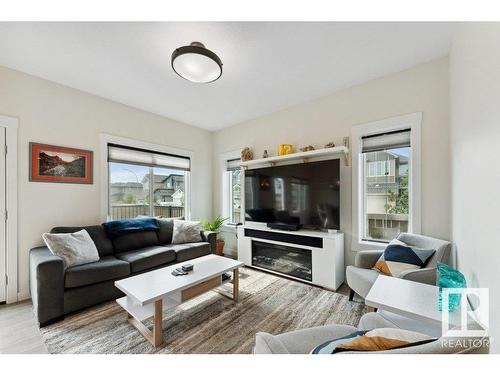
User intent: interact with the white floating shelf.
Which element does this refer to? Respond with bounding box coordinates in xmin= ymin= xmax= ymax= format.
xmin=240 ymin=145 xmax=349 ymax=168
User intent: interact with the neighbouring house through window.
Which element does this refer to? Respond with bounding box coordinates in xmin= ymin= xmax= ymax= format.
xmin=361 ymin=129 xmax=411 ymax=242
xmin=107 ymin=144 xmax=190 ymax=220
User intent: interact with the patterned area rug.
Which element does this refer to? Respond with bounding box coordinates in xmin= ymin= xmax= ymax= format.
xmin=40 ymin=267 xmax=366 ymax=353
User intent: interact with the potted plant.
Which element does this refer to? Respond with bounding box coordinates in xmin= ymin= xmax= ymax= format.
xmin=201 ymin=216 xmax=229 ymax=256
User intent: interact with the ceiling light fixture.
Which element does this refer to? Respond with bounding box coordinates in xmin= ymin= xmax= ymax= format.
xmin=171 ymin=42 xmax=223 ymax=83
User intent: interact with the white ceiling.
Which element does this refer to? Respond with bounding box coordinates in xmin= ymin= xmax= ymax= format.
xmin=0 ymin=22 xmax=454 ymax=131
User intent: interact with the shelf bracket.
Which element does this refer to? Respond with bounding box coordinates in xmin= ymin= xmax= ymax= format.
xmin=343 ymin=150 xmax=349 ymax=166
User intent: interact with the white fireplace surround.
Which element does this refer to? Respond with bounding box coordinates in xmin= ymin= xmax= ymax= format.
xmin=237 ymin=223 xmax=344 ymax=290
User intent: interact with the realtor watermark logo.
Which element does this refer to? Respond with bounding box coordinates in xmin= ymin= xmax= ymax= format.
xmin=441 ymin=288 xmax=489 ymax=339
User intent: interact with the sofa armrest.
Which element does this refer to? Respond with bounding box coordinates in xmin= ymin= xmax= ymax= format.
xmin=399 ymin=267 xmax=437 ymax=285
xmin=354 ymin=250 xmax=384 ymax=269
xmin=254 ymin=332 xmax=290 ymax=354
xmin=29 ymin=246 xmax=65 ymax=327
xmin=201 ymin=230 xmax=217 ymax=254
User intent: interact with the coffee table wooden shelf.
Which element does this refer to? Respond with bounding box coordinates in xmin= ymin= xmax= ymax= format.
xmin=115 ymin=254 xmax=243 ymax=347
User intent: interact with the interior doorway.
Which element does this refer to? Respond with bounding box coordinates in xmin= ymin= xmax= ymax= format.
xmin=0 ymin=115 xmax=18 ymax=304
xmin=0 ymin=126 xmax=5 ymax=303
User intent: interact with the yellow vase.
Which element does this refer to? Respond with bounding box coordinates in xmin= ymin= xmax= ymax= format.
xmin=278 ymin=144 xmax=293 ymax=156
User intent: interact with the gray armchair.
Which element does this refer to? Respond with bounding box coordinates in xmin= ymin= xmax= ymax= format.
xmin=254 ymin=312 xmax=488 ymax=354
xmin=346 ymin=233 xmax=452 ymax=300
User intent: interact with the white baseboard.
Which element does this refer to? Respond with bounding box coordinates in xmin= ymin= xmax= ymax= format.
xmin=224 ymin=247 xmax=237 ymax=258
xmin=17 ymin=291 xmax=31 ymax=302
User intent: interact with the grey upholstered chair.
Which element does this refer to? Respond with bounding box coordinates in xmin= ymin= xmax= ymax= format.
xmin=346 ymin=233 xmax=452 ymax=301
xmin=254 ymin=312 xmax=489 ymax=354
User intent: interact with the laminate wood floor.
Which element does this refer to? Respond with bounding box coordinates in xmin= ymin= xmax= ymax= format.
xmin=0 ymin=300 xmax=48 ymax=354
xmin=0 ymin=283 xmax=354 ymax=354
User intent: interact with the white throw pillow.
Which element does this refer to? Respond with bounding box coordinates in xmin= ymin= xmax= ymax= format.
xmin=42 ymin=229 xmax=100 ymax=269
xmin=171 ymin=220 xmax=203 ymax=244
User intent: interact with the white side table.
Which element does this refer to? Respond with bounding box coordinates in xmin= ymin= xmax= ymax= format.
xmin=365 ymin=275 xmax=461 ymax=336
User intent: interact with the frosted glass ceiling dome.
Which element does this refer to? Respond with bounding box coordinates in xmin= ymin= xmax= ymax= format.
xmin=171 ymin=42 xmax=223 ymax=83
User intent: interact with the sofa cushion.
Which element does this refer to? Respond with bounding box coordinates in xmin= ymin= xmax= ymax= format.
xmin=312 ymin=328 xmax=435 ymax=354
xmin=51 ymin=225 xmax=114 ymax=257
xmin=64 ymin=256 xmax=130 ymax=288
xmin=157 ymin=218 xmax=174 ymax=244
xmin=43 ymin=229 xmax=100 ymax=269
xmin=171 ymin=220 xmax=203 ymax=244
xmin=167 ymin=242 xmax=211 ymax=262
xmin=115 ymin=246 xmax=176 ymax=273
xmin=112 ymin=231 xmax=160 ymax=254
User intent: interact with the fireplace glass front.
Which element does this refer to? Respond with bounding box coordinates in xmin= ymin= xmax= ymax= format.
xmin=251 ymin=240 xmax=312 ymax=281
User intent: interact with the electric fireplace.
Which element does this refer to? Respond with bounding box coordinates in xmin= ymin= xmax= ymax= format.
xmin=251 ymin=240 xmax=312 ymax=281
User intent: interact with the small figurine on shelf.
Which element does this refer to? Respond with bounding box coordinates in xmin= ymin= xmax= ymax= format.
xmin=324 ymin=141 xmax=335 ymax=148
xmin=278 ymin=144 xmax=294 ymax=156
xmin=299 ymin=145 xmax=315 ymax=152
xmin=262 ymin=150 xmax=269 ymax=158
xmin=241 ymin=147 xmax=253 ymax=161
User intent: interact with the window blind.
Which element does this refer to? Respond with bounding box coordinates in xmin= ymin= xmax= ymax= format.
xmin=108 ymin=144 xmax=190 ymax=171
xmin=362 ymin=129 xmax=411 ymax=153
xmin=226 ymin=158 xmax=241 ymax=171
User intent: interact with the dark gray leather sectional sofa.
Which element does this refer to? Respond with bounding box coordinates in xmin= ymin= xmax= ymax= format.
xmin=29 ymin=219 xmax=216 ymax=327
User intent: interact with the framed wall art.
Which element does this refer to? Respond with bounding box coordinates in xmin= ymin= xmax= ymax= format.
xmin=29 ymin=142 xmax=93 ymax=184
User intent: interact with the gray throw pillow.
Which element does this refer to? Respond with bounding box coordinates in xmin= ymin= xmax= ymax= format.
xmin=171 ymin=220 xmax=202 ymax=244
xmin=42 ymin=229 xmax=100 ymax=269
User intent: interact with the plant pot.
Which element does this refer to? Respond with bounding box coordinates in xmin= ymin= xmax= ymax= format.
xmin=216 ymin=238 xmax=225 ymax=256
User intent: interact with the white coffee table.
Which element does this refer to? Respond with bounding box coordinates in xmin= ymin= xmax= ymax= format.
xmin=115 ymin=254 xmax=243 ymax=347
xmin=365 ymin=275 xmax=462 ymax=336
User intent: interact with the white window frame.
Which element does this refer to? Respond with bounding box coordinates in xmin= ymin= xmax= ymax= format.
xmin=100 ymin=134 xmax=192 ymax=222
xmin=220 ymin=150 xmax=242 ymax=226
xmin=351 ymin=112 xmax=422 ymax=251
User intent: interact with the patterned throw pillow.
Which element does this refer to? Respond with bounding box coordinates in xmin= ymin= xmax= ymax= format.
xmin=312 ymin=328 xmax=436 ymax=354
xmin=373 ymin=238 xmax=435 ymax=277
xmin=171 ymin=219 xmax=203 ymax=244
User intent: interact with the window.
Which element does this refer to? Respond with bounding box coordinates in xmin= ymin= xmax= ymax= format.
xmin=225 ymin=158 xmax=241 ymax=224
xmin=361 ymin=130 xmax=411 ymax=242
xmin=367 ymin=160 xmax=391 ymax=177
xmin=352 ymin=113 xmax=421 ymax=249
xmin=107 ymin=144 xmax=190 ymax=220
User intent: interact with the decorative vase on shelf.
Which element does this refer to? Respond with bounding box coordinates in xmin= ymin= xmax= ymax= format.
xmin=278 ymin=144 xmax=293 ymax=156
xmin=241 ymin=147 xmax=253 ymax=161
xmin=437 ymin=262 xmax=467 ymax=312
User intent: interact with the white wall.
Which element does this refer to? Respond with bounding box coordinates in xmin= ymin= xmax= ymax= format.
xmin=450 ymin=23 xmax=500 ymax=353
xmin=0 ymin=66 xmax=213 ymax=299
xmin=212 ymin=58 xmax=450 ymax=265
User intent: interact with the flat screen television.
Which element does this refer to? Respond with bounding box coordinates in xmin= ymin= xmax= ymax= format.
xmin=244 ymin=159 xmax=340 ymax=230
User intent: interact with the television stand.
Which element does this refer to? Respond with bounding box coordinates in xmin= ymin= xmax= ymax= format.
xmin=237 ymin=225 xmax=344 ymax=290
